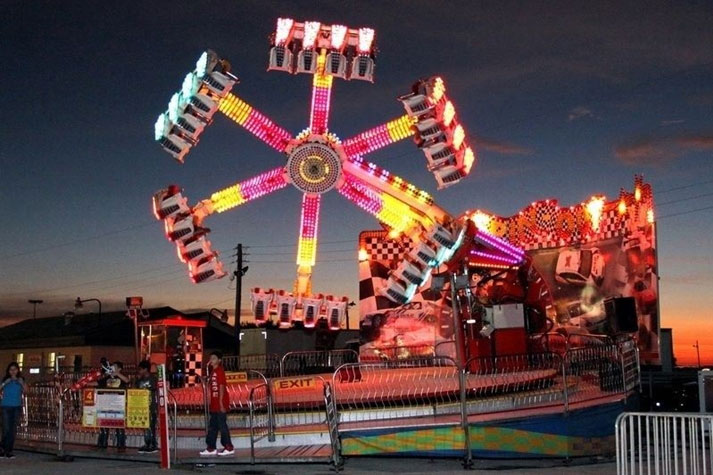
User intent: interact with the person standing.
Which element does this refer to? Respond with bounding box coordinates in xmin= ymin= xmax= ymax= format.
xmin=0 ymin=362 xmax=27 ymax=459
xmin=135 ymin=360 xmax=158 ymax=454
xmin=199 ymin=351 xmax=234 ymax=456
xmin=95 ymin=360 xmax=129 ymax=452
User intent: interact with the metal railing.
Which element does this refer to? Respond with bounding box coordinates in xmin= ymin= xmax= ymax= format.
xmin=616 ymin=412 xmax=713 ymax=475
xmin=323 ymin=381 xmax=341 ymax=467
xmin=248 ymin=383 xmax=273 ymax=464
xmin=16 ymin=340 xmax=640 ymax=467
xmin=463 ymin=352 xmax=565 ymax=416
xmin=167 ymin=390 xmax=178 ymax=465
xmin=280 ymin=349 xmax=359 ymax=377
xmin=332 ymin=356 xmax=460 ymax=424
xmin=223 ymin=353 xmax=281 ymax=378
xmin=359 ymin=344 xmax=436 ymax=362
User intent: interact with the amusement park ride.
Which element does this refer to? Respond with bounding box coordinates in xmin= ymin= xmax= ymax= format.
xmin=151 ymin=18 xmax=652 ymax=364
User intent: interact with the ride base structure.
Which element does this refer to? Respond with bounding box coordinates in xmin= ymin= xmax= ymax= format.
xmin=14 ymin=18 xmax=646 ymax=466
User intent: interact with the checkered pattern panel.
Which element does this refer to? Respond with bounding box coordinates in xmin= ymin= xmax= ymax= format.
xmin=185 ymin=351 xmax=202 ymax=387
xmin=362 ymin=235 xmax=412 ymax=262
xmin=359 ymin=231 xmax=445 ymax=315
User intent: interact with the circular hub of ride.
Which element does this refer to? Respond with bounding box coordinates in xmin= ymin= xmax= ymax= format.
xmin=286 ymin=140 xmax=343 ymax=194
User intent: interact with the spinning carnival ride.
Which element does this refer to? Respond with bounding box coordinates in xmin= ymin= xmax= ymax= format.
xmin=152 ymin=18 xmax=544 ymax=332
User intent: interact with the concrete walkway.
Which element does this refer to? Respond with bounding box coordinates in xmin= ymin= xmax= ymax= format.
xmin=3 ymin=451 xmax=617 ymax=474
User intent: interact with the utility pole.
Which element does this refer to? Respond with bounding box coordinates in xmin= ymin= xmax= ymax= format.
xmin=694 ymin=340 xmax=701 ymax=368
xmin=28 ymin=299 xmax=43 ymax=319
xmin=233 ymin=244 xmax=248 ymax=356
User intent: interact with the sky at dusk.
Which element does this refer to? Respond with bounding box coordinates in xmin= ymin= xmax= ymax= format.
xmin=1 ymin=1 xmax=712 ymax=365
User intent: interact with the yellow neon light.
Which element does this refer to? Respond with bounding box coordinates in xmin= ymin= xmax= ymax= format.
xmin=471 ymin=211 xmax=491 ymax=231
xmin=313 ymin=50 xmax=333 ymax=89
xmin=386 ymin=115 xmax=416 ymax=142
xmin=377 ymin=194 xmax=418 ymax=233
xmin=296 ymin=237 xmax=318 ymax=266
xmin=586 ymin=196 xmax=606 ymax=231
xmin=218 ymin=93 xmax=252 ymax=125
xmin=210 ymin=184 xmax=245 ymax=213
xmin=358 ymin=248 xmax=368 ymax=261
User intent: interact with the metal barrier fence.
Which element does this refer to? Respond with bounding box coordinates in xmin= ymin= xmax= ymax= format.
xmin=248 ymin=383 xmax=273 ymax=464
xmin=564 ymin=344 xmax=630 ymax=404
xmin=280 ymin=349 xmax=358 ymax=377
xmin=223 ymin=354 xmax=281 ymax=378
xmin=332 ymin=356 xmax=460 ymax=425
xmin=463 ymin=352 xmax=565 ymax=416
xmin=359 ymin=344 xmax=436 ymax=362
xmin=16 ymin=341 xmax=639 ymax=466
xmin=616 ymin=412 xmax=713 ymax=475
xmin=323 ymin=382 xmax=341 ymax=467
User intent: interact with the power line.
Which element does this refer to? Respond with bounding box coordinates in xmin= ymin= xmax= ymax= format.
xmin=657 ymin=205 xmax=713 ymax=220
xmin=2 ymin=221 xmax=155 ymax=260
xmin=658 ymin=191 xmax=713 ymax=207
xmin=657 ymin=179 xmax=713 ymax=195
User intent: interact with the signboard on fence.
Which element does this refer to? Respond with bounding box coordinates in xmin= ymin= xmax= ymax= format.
xmin=96 ymin=389 xmax=126 ymax=428
xmin=126 ymin=389 xmax=150 ymax=429
xmin=225 ymin=371 xmax=248 ymax=384
xmin=272 ymin=376 xmax=316 ymax=392
xmin=82 ymin=389 xmax=97 ymax=427
xmin=82 ymin=389 xmax=127 ymax=428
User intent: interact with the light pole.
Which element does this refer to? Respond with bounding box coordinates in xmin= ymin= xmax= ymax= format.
xmin=75 ymin=297 xmax=102 ymax=326
xmin=28 ymin=299 xmax=43 ymax=319
xmin=693 ymin=340 xmax=701 ymax=368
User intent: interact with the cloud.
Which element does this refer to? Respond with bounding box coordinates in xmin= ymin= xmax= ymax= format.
xmin=615 ymin=132 xmax=713 ymax=165
xmin=568 ymin=106 xmax=593 ymax=121
xmin=475 ymin=136 xmax=533 ymax=156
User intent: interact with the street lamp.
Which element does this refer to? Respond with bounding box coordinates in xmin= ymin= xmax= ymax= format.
xmin=27 ymin=299 xmax=43 ymax=319
xmin=75 ymin=297 xmax=102 ymax=325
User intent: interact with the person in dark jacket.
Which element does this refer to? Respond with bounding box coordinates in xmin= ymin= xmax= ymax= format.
xmin=135 ymin=360 xmax=158 ymax=453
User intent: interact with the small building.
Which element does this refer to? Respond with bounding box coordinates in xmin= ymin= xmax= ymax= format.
xmin=0 ymin=306 xmax=235 ymax=387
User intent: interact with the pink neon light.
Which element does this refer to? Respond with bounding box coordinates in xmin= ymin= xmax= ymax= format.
xmin=337 ymin=175 xmax=383 ymax=215
xmin=243 ymin=109 xmax=293 ymax=152
xmin=474 ymin=230 xmax=525 ymax=259
xmin=240 ymin=167 xmax=288 ymax=201
xmin=343 ymin=124 xmax=392 ymax=157
xmin=300 ymin=194 xmax=321 ymax=239
xmin=469 ymin=250 xmax=521 ymax=265
xmin=310 ymin=85 xmax=331 ymax=134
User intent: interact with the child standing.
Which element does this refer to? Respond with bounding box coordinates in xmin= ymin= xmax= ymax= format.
xmin=0 ymin=362 xmax=27 ymax=459
xmin=199 ymin=351 xmax=234 ymax=456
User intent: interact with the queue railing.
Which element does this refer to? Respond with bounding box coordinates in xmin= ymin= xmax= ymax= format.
xmin=280 ymin=349 xmax=359 ymax=377
xmin=248 ymin=383 xmax=273 ymax=464
xmin=616 ymin=412 xmax=713 ymax=475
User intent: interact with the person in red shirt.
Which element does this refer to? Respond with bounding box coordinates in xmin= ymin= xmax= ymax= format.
xmin=200 ymin=351 xmax=234 ymax=456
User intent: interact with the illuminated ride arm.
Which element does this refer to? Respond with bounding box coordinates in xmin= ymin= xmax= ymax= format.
xmin=341 ymin=115 xmax=417 ymax=158
xmin=152 ymin=167 xmax=288 ymax=283
xmin=218 ymin=93 xmax=294 ymax=153
xmin=338 ymin=159 xmax=465 ymax=304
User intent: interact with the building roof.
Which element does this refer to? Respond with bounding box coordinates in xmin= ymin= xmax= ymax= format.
xmin=0 ymin=306 xmax=233 ymax=350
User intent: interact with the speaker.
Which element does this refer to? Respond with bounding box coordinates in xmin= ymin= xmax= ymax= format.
xmin=604 ymin=297 xmax=638 ymax=333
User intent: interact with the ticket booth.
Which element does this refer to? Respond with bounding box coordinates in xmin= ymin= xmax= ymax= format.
xmin=138 ymin=316 xmax=205 ymax=388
